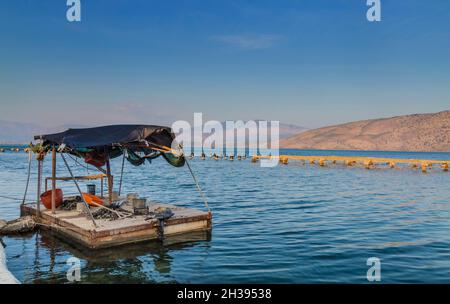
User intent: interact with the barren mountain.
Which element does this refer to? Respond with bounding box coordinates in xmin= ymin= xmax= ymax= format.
xmin=281 ymin=110 xmax=450 ymax=152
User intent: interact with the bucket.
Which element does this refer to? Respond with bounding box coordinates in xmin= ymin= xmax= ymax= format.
xmin=86 ymin=184 xmax=96 ymax=195
xmin=132 ymin=198 xmax=148 ymax=215
xmin=127 ymin=193 xmax=139 ymax=201
xmin=132 ymin=198 xmax=147 ymax=209
xmin=40 ymin=189 xmax=64 ymax=210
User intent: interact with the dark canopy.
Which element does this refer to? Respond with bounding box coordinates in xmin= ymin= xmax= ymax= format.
xmin=35 ymin=125 xmax=175 ymax=149
xmin=34 ymin=125 xmax=185 ymax=167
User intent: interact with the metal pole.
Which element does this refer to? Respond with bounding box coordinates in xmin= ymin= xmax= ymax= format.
xmin=106 ymin=155 xmax=113 ymax=205
xmin=36 ymin=157 xmax=42 ymax=217
xmin=61 ymin=153 xmax=98 ymax=227
xmin=101 ymin=177 xmax=104 ymax=198
xmin=118 ymin=152 xmax=125 ymax=196
xmin=51 ymin=146 xmax=56 ymax=214
xmin=21 ymin=150 xmax=32 ymax=206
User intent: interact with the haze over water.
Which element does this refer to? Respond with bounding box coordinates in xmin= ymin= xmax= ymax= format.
xmin=1 ymin=148 xmax=450 ymax=283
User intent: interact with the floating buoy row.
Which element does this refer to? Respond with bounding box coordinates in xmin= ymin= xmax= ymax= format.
xmin=0 ymin=147 xmax=30 ymax=153
xmin=189 ymin=153 xmax=247 ymax=161
xmin=251 ymin=155 xmax=450 ymax=173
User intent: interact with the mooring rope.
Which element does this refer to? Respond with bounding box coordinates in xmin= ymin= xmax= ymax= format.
xmin=21 ymin=151 xmax=32 ymax=206
xmin=0 ymin=195 xmax=25 ymax=202
xmin=60 ymin=153 xmax=98 ymax=227
xmin=185 ymin=158 xmax=210 ymax=213
xmin=66 ymin=153 xmax=91 ymax=172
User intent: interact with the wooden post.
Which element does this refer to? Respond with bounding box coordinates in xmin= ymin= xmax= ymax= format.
xmin=106 ymin=156 xmax=113 ymax=205
xmin=101 ymin=176 xmax=104 ymax=198
xmin=36 ymin=158 xmax=42 ymax=217
xmin=51 ymin=146 xmax=56 ymax=214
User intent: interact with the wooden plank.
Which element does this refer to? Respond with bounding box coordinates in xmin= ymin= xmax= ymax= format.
xmin=51 ymin=146 xmax=56 ymax=214
xmin=46 ymin=174 xmax=106 ymax=182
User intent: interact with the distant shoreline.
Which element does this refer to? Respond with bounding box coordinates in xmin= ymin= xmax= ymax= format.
xmin=1 ymin=145 xmax=449 ymax=155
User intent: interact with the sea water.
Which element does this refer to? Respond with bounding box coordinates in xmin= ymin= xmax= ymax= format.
xmin=1 ymin=148 xmax=450 ymax=283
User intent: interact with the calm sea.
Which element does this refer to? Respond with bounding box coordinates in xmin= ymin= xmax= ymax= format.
xmin=1 ymin=148 xmax=450 ymax=283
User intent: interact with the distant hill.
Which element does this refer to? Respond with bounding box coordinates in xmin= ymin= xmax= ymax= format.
xmin=0 ymin=120 xmax=307 ymax=144
xmin=277 ymin=122 xmax=308 ymax=139
xmin=0 ymin=121 xmax=88 ymax=144
xmin=281 ymin=110 xmax=450 ymax=152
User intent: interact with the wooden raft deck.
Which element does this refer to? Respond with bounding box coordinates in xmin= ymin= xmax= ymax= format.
xmin=21 ymin=203 xmax=212 ymax=249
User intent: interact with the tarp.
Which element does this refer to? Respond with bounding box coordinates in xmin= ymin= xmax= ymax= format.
xmin=34 ymin=125 xmax=185 ymax=167
xmin=35 ymin=125 xmax=175 ymax=149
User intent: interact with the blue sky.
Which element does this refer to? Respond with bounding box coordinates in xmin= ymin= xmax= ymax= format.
xmin=0 ymin=0 xmax=449 ymax=128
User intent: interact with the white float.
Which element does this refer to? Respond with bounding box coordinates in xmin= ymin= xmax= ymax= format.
xmin=0 ymin=241 xmax=20 ymax=284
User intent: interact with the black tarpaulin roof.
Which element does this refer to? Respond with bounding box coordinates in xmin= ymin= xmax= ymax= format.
xmin=34 ymin=125 xmax=185 ymax=167
xmin=35 ymin=125 xmax=175 ymax=149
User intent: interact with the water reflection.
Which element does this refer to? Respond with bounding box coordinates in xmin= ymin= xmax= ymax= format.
xmin=2 ymin=149 xmax=450 ymax=283
xmin=18 ymin=230 xmax=211 ymax=284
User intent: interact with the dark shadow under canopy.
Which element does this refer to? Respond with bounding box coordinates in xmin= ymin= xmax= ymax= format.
xmin=34 ymin=125 xmax=185 ymax=168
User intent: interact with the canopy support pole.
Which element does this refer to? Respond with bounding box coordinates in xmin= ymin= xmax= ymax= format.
xmin=61 ymin=153 xmax=98 ymax=228
xmin=118 ymin=152 xmax=125 ymax=196
xmin=106 ymin=155 xmax=113 ymax=205
xmin=36 ymin=157 xmax=42 ymax=217
xmin=51 ymin=146 xmax=56 ymax=214
xmin=21 ymin=150 xmax=32 ymax=206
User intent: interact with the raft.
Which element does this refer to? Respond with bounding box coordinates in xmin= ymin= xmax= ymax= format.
xmin=21 ymin=203 xmax=211 ymax=249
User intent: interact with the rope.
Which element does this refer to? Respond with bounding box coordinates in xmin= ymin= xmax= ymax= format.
xmin=68 ymin=150 xmax=107 ymax=175
xmin=61 ymin=153 xmax=98 ymax=227
xmin=66 ymin=153 xmax=91 ymax=171
xmin=21 ymin=151 xmax=32 ymax=206
xmin=185 ymin=158 xmax=210 ymax=213
xmin=0 ymin=195 xmax=24 ymax=201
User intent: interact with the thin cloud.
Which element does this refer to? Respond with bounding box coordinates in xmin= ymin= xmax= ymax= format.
xmin=212 ymin=34 xmax=283 ymax=50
